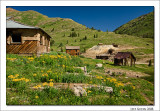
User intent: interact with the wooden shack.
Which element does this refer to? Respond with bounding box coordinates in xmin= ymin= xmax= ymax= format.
xmin=6 ymin=17 xmax=51 ymax=56
xmin=114 ymin=52 xmax=136 ymax=66
xmin=66 ymin=46 xmax=80 ymax=56
xmin=96 ymin=54 xmax=109 ymax=60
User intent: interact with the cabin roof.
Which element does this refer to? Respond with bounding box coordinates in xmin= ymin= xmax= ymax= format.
xmin=97 ymin=54 xmax=109 ymax=56
xmin=6 ymin=17 xmax=51 ymax=38
xmin=7 ymin=20 xmax=39 ymax=29
xmin=66 ymin=46 xmax=80 ymax=50
xmin=114 ymin=52 xmax=136 ymax=60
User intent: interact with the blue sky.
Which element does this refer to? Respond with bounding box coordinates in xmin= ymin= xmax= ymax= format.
xmin=7 ymin=6 xmax=154 ymax=32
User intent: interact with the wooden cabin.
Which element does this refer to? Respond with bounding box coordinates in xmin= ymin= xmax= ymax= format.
xmin=114 ymin=52 xmax=136 ymax=66
xmin=6 ymin=17 xmax=51 ymax=56
xmin=66 ymin=46 xmax=80 ymax=56
xmin=96 ymin=54 xmax=109 ymax=60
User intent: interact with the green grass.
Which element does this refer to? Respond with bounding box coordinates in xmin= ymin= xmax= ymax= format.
xmin=6 ymin=8 xmax=154 ymax=105
xmin=6 ymin=52 xmax=154 ymax=105
xmin=114 ymin=12 xmax=154 ymax=38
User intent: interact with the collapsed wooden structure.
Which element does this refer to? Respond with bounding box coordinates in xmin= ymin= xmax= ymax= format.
xmin=66 ymin=46 xmax=80 ymax=56
xmin=114 ymin=52 xmax=136 ymax=66
xmin=6 ymin=17 xmax=51 ymax=56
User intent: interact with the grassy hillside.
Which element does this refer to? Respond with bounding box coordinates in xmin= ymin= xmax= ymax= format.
xmin=6 ymin=8 xmax=154 ymax=60
xmin=114 ymin=12 xmax=154 ymax=38
xmin=6 ymin=8 xmax=154 ymax=105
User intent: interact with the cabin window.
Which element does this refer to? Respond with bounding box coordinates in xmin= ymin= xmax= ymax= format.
xmin=11 ymin=33 xmax=21 ymax=43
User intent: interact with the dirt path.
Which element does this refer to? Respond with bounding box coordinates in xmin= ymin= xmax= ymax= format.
xmin=140 ymin=93 xmax=154 ymax=105
xmin=105 ymin=68 xmax=150 ymax=78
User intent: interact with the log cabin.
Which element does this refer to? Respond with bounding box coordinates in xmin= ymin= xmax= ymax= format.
xmin=6 ymin=17 xmax=51 ymax=56
xmin=66 ymin=46 xmax=80 ymax=56
xmin=114 ymin=52 xmax=136 ymax=66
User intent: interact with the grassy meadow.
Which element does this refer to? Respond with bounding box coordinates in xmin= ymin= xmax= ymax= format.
xmin=6 ymin=52 xmax=154 ymax=105
xmin=6 ymin=8 xmax=154 ymax=105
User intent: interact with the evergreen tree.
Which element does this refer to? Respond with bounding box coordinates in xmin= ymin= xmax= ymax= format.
xmin=94 ymin=34 xmax=96 ymax=38
xmin=71 ymin=28 xmax=75 ymax=31
xmin=84 ymin=48 xmax=86 ymax=53
xmin=51 ymin=28 xmax=54 ymax=32
xmin=84 ymin=36 xmax=87 ymax=40
xmin=62 ymin=33 xmax=65 ymax=37
xmin=58 ymin=43 xmax=63 ymax=47
xmin=96 ymin=34 xmax=98 ymax=38
xmin=61 ymin=47 xmax=63 ymax=52
xmin=50 ymin=40 xmax=55 ymax=46
xmin=91 ymin=27 xmax=95 ymax=30
xmin=98 ymin=29 xmax=101 ymax=32
xmin=75 ymin=39 xmax=77 ymax=42
xmin=66 ymin=40 xmax=68 ymax=44
xmin=106 ymin=29 xmax=108 ymax=34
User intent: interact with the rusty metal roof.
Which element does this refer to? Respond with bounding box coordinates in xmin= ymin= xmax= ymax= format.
xmin=114 ymin=52 xmax=136 ymax=60
xmin=66 ymin=46 xmax=80 ymax=49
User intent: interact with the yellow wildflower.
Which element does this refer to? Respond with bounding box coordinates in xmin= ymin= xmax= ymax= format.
xmin=20 ymin=78 xmax=26 ymax=80
xmin=47 ymin=70 xmax=52 ymax=73
xmin=49 ymin=79 xmax=54 ymax=82
xmin=8 ymin=75 xmax=15 ymax=79
xmin=89 ymin=81 xmax=92 ymax=84
xmin=87 ymin=90 xmax=91 ymax=93
xmin=15 ymin=74 xmax=19 ymax=78
xmin=49 ymin=82 xmax=54 ymax=87
xmin=33 ymin=85 xmax=41 ymax=89
xmin=116 ymin=82 xmax=124 ymax=87
xmin=110 ymin=78 xmax=117 ymax=82
xmin=42 ymin=73 xmax=48 ymax=77
xmin=132 ymin=86 xmax=135 ymax=90
xmin=12 ymin=79 xmax=20 ymax=82
xmin=43 ymin=82 xmax=48 ymax=86
xmin=33 ymin=74 xmax=37 ymax=76
xmin=35 ymin=96 xmax=39 ymax=99
xmin=25 ymin=79 xmax=30 ymax=82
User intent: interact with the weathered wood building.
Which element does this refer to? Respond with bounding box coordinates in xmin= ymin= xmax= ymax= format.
xmin=96 ymin=54 xmax=109 ymax=60
xmin=114 ymin=52 xmax=136 ymax=66
xmin=6 ymin=17 xmax=51 ymax=56
xmin=66 ymin=46 xmax=80 ymax=56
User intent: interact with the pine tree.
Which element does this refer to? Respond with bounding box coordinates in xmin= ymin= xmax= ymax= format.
xmin=91 ymin=27 xmax=95 ymax=30
xmin=106 ymin=29 xmax=108 ymax=34
xmin=98 ymin=29 xmax=101 ymax=32
xmin=62 ymin=33 xmax=65 ymax=37
xmin=84 ymin=48 xmax=86 ymax=53
xmin=96 ymin=34 xmax=98 ymax=38
xmin=66 ymin=40 xmax=68 ymax=44
xmin=71 ymin=28 xmax=75 ymax=31
xmin=84 ymin=36 xmax=87 ymax=40
xmin=51 ymin=28 xmax=54 ymax=32
xmin=61 ymin=47 xmax=63 ymax=52
xmin=58 ymin=43 xmax=63 ymax=47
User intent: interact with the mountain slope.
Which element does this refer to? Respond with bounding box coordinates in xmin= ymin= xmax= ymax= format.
xmin=6 ymin=8 xmax=154 ymax=60
xmin=114 ymin=12 xmax=154 ymax=38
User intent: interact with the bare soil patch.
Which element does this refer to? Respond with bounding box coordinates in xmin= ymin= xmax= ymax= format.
xmin=105 ymin=68 xmax=150 ymax=78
